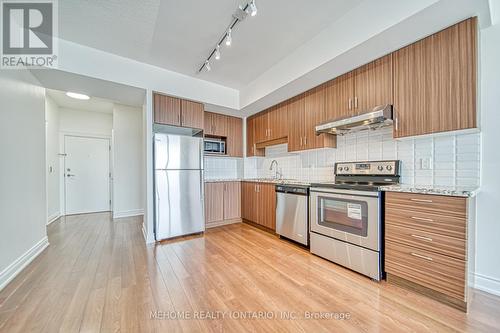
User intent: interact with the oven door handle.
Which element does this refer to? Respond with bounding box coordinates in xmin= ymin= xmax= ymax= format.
xmin=310 ymin=189 xmax=379 ymax=199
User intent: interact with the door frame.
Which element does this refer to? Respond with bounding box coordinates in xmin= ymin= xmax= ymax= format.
xmin=60 ymin=131 xmax=113 ymax=216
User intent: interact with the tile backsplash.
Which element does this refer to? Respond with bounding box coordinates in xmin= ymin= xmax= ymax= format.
xmin=242 ymin=127 xmax=481 ymax=187
xmin=204 ymin=156 xmax=244 ymax=180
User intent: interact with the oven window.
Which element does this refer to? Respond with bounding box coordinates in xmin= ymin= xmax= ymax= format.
xmin=318 ymin=197 xmax=368 ymax=237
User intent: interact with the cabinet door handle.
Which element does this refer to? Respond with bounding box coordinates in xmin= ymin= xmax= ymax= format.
xmin=411 ymin=234 xmax=433 ymax=242
xmin=411 ymin=216 xmax=434 ymax=222
xmin=348 ymin=98 xmax=352 ymax=110
xmin=410 ymin=198 xmax=433 ymax=203
xmin=178 ymin=113 xmax=181 ymax=124
xmin=354 ymin=96 xmax=358 ymax=109
xmin=395 ymin=117 xmax=399 ymax=131
xmin=300 ymin=137 xmax=303 ymax=146
xmin=410 ymin=252 xmax=433 ymax=261
xmin=304 ymin=136 xmax=307 ymax=145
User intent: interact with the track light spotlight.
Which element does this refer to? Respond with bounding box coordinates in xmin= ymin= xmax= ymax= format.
xmin=249 ymin=0 xmax=257 ymax=16
xmin=225 ymin=29 xmax=232 ymax=46
xmin=215 ymin=45 xmax=221 ymax=60
xmin=205 ymin=60 xmax=211 ymax=71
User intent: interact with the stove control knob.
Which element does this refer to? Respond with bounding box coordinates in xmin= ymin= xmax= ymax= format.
xmin=386 ymin=165 xmax=393 ymax=171
xmin=377 ymin=165 xmax=384 ymax=171
xmin=338 ymin=167 xmax=343 ymax=172
xmin=344 ymin=166 xmax=350 ymax=172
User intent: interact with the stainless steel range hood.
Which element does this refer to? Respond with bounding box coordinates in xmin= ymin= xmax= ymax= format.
xmin=315 ymin=104 xmax=393 ymax=136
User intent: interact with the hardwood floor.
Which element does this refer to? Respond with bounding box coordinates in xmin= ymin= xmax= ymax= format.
xmin=0 ymin=213 xmax=499 ymax=332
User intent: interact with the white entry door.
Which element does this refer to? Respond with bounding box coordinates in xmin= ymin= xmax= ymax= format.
xmin=64 ymin=135 xmax=110 ymax=215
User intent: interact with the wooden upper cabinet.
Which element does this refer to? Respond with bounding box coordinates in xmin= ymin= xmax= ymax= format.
xmin=254 ymin=112 xmax=269 ymax=143
xmin=204 ymin=112 xmax=228 ymax=137
xmin=325 ymin=73 xmax=354 ymax=121
xmin=304 ymin=85 xmax=336 ymax=150
xmin=181 ymin=100 xmax=204 ymax=129
xmin=223 ymin=181 xmax=241 ymax=220
xmin=204 ymin=112 xmax=214 ymax=135
xmin=212 ymin=113 xmax=228 ymax=137
xmin=287 ymin=95 xmax=306 ymax=152
xmin=393 ymin=17 xmax=477 ymax=138
xmin=154 ymin=93 xmax=181 ymax=126
xmin=226 ymin=116 xmax=243 ymax=157
xmin=352 ymin=54 xmax=393 ymax=114
xmin=268 ymin=104 xmax=288 ymax=140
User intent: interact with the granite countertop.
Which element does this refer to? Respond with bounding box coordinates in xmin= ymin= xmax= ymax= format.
xmin=204 ymin=178 xmax=311 ymax=186
xmin=380 ymin=184 xmax=479 ymax=198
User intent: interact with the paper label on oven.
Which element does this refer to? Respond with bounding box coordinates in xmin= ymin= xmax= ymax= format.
xmin=347 ymin=203 xmax=362 ymax=220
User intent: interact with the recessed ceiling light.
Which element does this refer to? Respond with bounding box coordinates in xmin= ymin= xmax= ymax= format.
xmin=66 ymin=92 xmax=90 ymax=100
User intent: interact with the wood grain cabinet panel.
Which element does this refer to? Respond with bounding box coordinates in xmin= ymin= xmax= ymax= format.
xmin=204 ymin=112 xmax=215 ymax=135
xmin=325 ymin=73 xmax=354 ymax=121
xmin=241 ymin=182 xmax=259 ymax=222
xmin=223 ymin=182 xmax=241 ymax=220
xmin=260 ymin=183 xmax=276 ymax=230
xmin=154 ymin=93 xmax=181 ymax=126
xmin=254 ymin=113 xmax=269 ymax=143
xmin=246 ymin=117 xmax=264 ymax=157
xmin=353 ymin=54 xmax=393 ymax=114
xmin=287 ymin=95 xmax=306 ymax=152
xmin=226 ymin=116 xmax=243 ymax=157
xmin=385 ymin=191 xmax=469 ymax=311
xmin=268 ymin=104 xmax=288 ymax=140
xmin=393 ymin=17 xmax=477 ymax=138
xmin=304 ymin=85 xmax=336 ymax=150
xmin=204 ymin=183 xmax=224 ymax=225
xmin=181 ymin=100 xmax=204 ymax=129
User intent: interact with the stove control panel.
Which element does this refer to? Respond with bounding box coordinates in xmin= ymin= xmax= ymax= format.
xmin=335 ymin=161 xmax=400 ymax=176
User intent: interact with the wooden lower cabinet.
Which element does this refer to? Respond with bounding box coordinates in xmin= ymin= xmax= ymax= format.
xmin=204 ymin=181 xmax=241 ymax=228
xmin=241 ymin=182 xmax=276 ymax=231
xmin=384 ymin=192 xmax=471 ymax=311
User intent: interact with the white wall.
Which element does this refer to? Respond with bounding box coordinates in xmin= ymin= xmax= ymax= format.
xmin=45 ymin=96 xmax=60 ymax=223
xmin=112 ymin=104 xmax=144 ymax=218
xmin=475 ymin=20 xmax=500 ymax=296
xmin=0 ymin=70 xmax=48 ymax=290
xmin=59 ymin=108 xmax=112 ymax=136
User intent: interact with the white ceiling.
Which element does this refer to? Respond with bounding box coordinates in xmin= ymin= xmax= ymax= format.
xmin=30 ymin=69 xmax=146 ymax=107
xmin=58 ymin=0 xmax=363 ymax=89
xmin=46 ymin=89 xmax=115 ymax=114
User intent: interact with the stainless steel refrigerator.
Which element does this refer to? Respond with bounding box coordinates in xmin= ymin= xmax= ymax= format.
xmin=154 ymin=133 xmax=204 ymax=241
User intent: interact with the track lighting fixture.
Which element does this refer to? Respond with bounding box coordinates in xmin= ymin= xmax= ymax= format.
xmin=249 ymin=0 xmax=257 ymax=17
xmin=225 ymin=29 xmax=232 ymax=46
xmin=215 ymin=45 xmax=221 ymax=60
xmin=198 ymin=0 xmax=258 ymax=73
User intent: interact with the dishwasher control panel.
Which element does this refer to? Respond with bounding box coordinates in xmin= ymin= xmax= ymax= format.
xmin=275 ymin=185 xmax=309 ymax=195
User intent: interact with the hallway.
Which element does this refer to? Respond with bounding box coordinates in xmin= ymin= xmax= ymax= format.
xmin=0 ymin=214 xmax=499 ymax=332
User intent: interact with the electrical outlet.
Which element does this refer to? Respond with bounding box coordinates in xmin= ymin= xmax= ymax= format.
xmin=420 ymin=157 xmax=432 ymax=170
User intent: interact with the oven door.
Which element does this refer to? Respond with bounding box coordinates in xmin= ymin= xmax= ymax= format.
xmin=310 ymin=188 xmax=380 ymax=251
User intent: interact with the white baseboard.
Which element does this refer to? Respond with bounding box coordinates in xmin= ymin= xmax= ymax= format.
xmin=113 ymin=209 xmax=144 ymax=219
xmin=0 ymin=237 xmax=49 ymax=291
xmin=47 ymin=212 xmax=60 ymax=225
xmin=474 ymin=273 xmax=500 ymax=297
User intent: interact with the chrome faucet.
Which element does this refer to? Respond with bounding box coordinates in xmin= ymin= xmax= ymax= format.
xmin=269 ymin=160 xmax=283 ymax=180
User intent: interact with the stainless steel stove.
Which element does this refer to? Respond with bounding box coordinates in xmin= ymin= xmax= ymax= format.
xmin=309 ymin=160 xmax=400 ymax=280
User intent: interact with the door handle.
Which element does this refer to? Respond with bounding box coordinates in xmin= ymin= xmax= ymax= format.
xmin=66 ymin=174 xmax=76 ymax=177
xmin=354 ymin=96 xmax=358 ymax=109
xmin=411 ymin=216 xmax=434 ymax=222
xmin=348 ymin=98 xmax=352 ymax=110
xmin=300 ymin=137 xmax=303 ymax=146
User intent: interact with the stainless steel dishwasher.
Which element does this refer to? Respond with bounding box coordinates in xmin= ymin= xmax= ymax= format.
xmin=275 ymin=184 xmax=309 ymax=246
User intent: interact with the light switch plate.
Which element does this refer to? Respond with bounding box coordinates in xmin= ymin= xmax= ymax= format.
xmin=420 ymin=157 xmax=432 ymax=170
